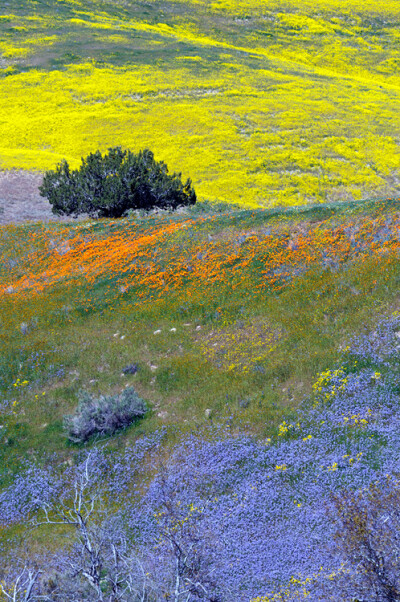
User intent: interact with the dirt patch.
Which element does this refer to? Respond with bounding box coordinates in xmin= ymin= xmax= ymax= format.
xmin=0 ymin=170 xmax=88 ymax=225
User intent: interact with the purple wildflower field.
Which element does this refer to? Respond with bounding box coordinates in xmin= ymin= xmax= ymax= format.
xmin=1 ymin=314 xmax=400 ymax=600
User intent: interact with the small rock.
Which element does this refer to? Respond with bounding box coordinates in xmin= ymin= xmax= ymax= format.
xmin=196 ymin=325 xmax=201 ymax=331
xmin=120 ymin=335 xmax=126 ymax=340
xmin=122 ymin=363 xmax=138 ymax=375
xmin=170 ymin=328 xmax=177 ymax=332
xmin=113 ymin=332 xmax=120 ymax=337
xmin=20 ymin=322 xmax=29 ymax=335
xmin=154 ymin=329 xmax=162 ymax=335
xmin=205 ymin=409 xmax=213 ymax=419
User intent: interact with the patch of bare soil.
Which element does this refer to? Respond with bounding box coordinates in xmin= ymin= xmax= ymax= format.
xmin=0 ymin=170 xmax=88 ymax=225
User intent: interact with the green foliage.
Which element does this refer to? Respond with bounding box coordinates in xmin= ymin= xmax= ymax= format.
xmin=39 ymin=147 xmax=196 ymax=218
xmin=64 ymin=386 xmax=147 ymax=443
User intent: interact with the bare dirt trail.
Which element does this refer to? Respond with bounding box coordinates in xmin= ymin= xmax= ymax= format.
xmin=0 ymin=170 xmax=87 ymax=225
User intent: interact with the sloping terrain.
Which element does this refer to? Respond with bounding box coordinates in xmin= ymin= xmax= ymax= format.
xmin=2 ymin=0 xmax=400 ymax=599
xmin=1 ymin=0 xmax=400 ymax=205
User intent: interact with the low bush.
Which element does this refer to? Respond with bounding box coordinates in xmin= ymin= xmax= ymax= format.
xmin=39 ymin=146 xmax=197 ymax=219
xmin=64 ymin=387 xmax=147 ymax=443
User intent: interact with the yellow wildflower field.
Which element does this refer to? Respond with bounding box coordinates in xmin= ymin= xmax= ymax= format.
xmin=1 ymin=0 xmax=400 ymax=206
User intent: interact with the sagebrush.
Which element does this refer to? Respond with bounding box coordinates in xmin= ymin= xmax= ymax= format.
xmin=64 ymin=386 xmax=147 ymax=443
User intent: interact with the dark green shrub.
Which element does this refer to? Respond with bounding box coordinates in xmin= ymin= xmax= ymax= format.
xmin=39 ymin=147 xmax=196 ymax=219
xmin=64 ymin=387 xmax=147 ymax=443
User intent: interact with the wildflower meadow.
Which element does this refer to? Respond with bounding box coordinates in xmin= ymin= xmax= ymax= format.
xmin=2 ymin=0 xmax=400 ymax=205
xmin=1 ymin=0 xmax=400 ymax=599
xmin=1 ymin=196 xmax=400 ymax=599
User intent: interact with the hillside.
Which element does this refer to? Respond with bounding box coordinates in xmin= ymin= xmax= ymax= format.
xmin=1 ymin=0 xmax=400 ymax=206
xmin=2 ymin=0 xmax=400 ymax=600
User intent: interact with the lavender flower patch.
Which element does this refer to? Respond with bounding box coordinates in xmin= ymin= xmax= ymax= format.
xmin=342 ymin=313 xmax=400 ymax=366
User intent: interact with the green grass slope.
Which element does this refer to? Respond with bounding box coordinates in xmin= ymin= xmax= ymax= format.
xmin=1 ymin=198 xmax=399 ymax=485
